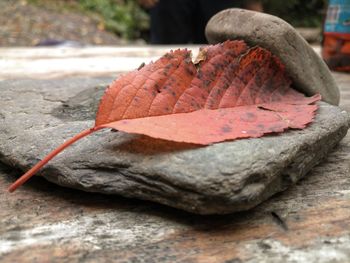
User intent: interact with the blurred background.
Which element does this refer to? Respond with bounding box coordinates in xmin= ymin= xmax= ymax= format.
xmin=1 ymin=0 xmax=326 ymax=47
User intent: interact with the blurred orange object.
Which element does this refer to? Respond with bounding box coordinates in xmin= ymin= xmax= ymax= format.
xmin=322 ymin=1 xmax=350 ymax=72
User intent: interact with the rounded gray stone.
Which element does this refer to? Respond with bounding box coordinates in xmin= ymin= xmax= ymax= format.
xmin=0 ymin=78 xmax=348 ymax=215
xmin=205 ymin=8 xmax=340 ymax=106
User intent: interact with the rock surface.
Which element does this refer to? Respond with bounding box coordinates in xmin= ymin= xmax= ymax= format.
xmin=205 ymin=9 xmax=340 ymax=106
xmin=0 ymin=78 xmax=348 ymax=214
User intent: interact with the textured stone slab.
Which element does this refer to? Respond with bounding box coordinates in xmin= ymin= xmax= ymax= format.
xmin=206 ymin=9 xmax=340 ymax=106
xmin=0 ymin=78 xmax=348 ymax=214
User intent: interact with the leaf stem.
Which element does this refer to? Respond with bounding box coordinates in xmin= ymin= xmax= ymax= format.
xmin=8 ymin=126 xmax=104 ymax=193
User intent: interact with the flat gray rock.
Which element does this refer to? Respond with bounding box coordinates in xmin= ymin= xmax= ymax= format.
xmin=0 ymin=78 xmax=348 ymax=214
xmin=206 ymin=9 xmax=340 ymax=106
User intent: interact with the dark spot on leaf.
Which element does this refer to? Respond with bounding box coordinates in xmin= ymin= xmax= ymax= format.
xmin=204 ymin=80 xmax=211 ymax=88
xmin=209 ymin=71 xmax=216 ymax=78
xmin=164 ymin=53 xmax=174 ymax=59
xmin=137 ymin=62 xmax=145 ymax=70
xmin=240 ymin=112 xmax=257 ymax=122
xmin=155 ymin=86 xmax=161 ymax=93
xmin=221 ymin=125 xmax=232 ymax=133
xmin=185 ymin=66 xmax=195 ymax=76
xmin=269 ymin=124 xmax=284 ymax=131
xmin=165 ymin=64 xmax=172 ymax=71
xmin=247 ymin=130 xmax=258 ymax=135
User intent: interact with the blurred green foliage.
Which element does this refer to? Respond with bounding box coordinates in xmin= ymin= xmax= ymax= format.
xmin=79 ymin=0 xmax=149 ymax=39
xmin=27 ymin=0 xmax=149 ymax=39
xmin=263 ymin=0 xmax=327 ymax=27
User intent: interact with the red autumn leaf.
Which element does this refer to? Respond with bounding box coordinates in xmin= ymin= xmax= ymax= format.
xmin=104 ymin=100 xmax=319 ymax=145
xmin=8 ymin=40 xmax=321 ymax=192
xmin=96 ymin=41 xmax=320 ymax=144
